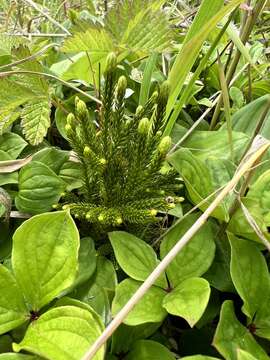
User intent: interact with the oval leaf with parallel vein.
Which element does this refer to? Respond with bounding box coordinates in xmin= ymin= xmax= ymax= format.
xmin=13 ymin=306 xmax=104 ymax=360
xmin=0 ymin=265 xmax=28 ymax=335
xmin=12 ymin=211 xmax=80 ymax=311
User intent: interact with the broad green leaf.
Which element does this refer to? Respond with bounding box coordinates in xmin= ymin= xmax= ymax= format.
xmin=0 ymin=79 xmax=34 ymax=134
xmin=112 ymin=279 xmax=166 ymax=326
xmin=168 ymin=148 xmax=234 ymax=221
xmin=173 ymin=129 xmax=249 ymax=163
xmin=111 ymin=323 xmax=161 ymax=354
xmin=213 ymin=301 xmax=269 ymax=360
xmin=0 ymin=133 xmax=27 ymax=159
xmin=109 ymin=231 xmax=167 ymax=288
xmin=59 ymin=160 xmax=83 ymax=191
xmin=228 ymin=197 xmax=268 ymax=242
xmin=237 ymin=350 xmax=257 ymax=360
xmin=163 ymin=277 xmax=210 ymax=327
xmin=21 ymin=99 xmax=51 ymax=146
xmin=0 ymin=265 xmax=28 ymax=335
xmin=247 ymin=169 xmax=270 ymax=223
xmin=66 ymin=237 xmax=96 ymax=292
xmin=32 ymin=148 xmax=69 ymax=175
xmin=125 ymin=340 xmax=175 ymax=360
xmin=0 ymin=334 xmax=12 ymax=353
xmin=229 ymin=234 xmax=270 ymax=319
xmin=12 ymin=211 xmax=80 ymax=310
xmin=13 ymin=306 xmax=104 ymax=360
xmin=62 ymin=28 xmax=114 ymax=54
xmin=254 ymin=294 xmax=270 ymax=339
xmin=181 ymin=357 xmax=221 ymax=360
xmin=95 ymin=256 xmax=117 ymax=301
xmin=15 ymin=161 xmax=65 ymax=214
xmin=52 ymin=297 xmax=104 ymax=333
xmin=160 ymin=214 xmax=215 ymax=287
xmin=231 ymin=95 xmax=270 ymax=139
xmin=204 ymin=232 xmax=234 ymax=292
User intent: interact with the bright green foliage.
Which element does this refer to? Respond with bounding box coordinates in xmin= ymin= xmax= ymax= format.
xmin=12 ymin=211 xmax=80 ymax=310
xmin=229 ymin=234 xmax=270 ymax=320
xmin=0 ymin=265 xmax=28 ymax=335
xmin=213 ymin=301 xmax=269 ymax=360
xmin=15 ymin=161 xmax=66 ymax=214
xmin=0 ymin=46 xmax=51 ymax=145
xmin=112 ymin=279 xmax=167 ymax=326
xmin=62 ymin=54 xmax=181 ymax=228
xmin=162 ymin=277 xmax=211 ymax=327
xmin=109 ymin=231 xmax=167 ymax=288
xmin=13 ymin=306 xmax=104 ymax=360
xmin=160 ymin=214 xmax=215 ymax=287
xmin=125 ymin=340 xmax=175 ymax=360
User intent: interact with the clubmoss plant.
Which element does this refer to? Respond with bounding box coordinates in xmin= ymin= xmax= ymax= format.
xmin=61 ymin=53 xmax=182 ymax=231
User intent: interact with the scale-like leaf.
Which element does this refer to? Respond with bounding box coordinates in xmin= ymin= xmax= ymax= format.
xmin=0 ymin=265 xmax=28 ymax=335
xmin=13 ymin=306 xmax=104 ymax=360
xmin=12 ymin=211 xmax=80 ymax=311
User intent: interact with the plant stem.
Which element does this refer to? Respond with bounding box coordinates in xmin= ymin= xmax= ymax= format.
xmin=0 ymin=70 xmax=102 ymax=104
xmin=210 ymin=0 xmax=267 ymax=129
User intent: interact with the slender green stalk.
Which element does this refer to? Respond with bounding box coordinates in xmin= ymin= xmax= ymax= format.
xmin=210 ymin=0 xmax=267 ymax=129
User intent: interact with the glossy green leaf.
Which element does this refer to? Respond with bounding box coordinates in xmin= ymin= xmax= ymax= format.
xmin=213 ymin=301 xmax=269 ymax=360
xmin=247 ymin=169 xmax=270 ymax=223
xmin=231 ymin=95 xmax=270 ymax=139
xmin=66 ymin=237 xmax=96 ymax=293
xmin=125 ymin=340 xmax=175 ymax=360
xmin=111 ymin=323 xmax=161 ymax=354
xmin=237 ymin=350 xmax=257 ymax=360
xmin=112 ymin=279 xmax=166 ymax=326
xmin=175 ymin=129 xmax=249 ymax=163
xmin=32 ymin=148 xmax=69 ymax=175
xmin=168 ymin=148 xmax=234 ymax=221
xmin=163 ymin=277 xmax=210 ymax=327
xmin=0 ymin=265 xmax=28 ymax=335
xmin=229 ymin=234 xmax=270 ymax=319
xmin=228 ymin=198 xmax=268 ymax=242
xmin=13 ymin=306 xmax=104 ymax=360
xmin=59 ymin=160 xmax=83 ymax=191
xmin=15 ymin=161 xmax=66 ymax=214
xmin=12 ymin=211 xmax=80 ymax=310
xmin=109 ymin=231 xmax=167 ymax=288
xmin=0 ymin=133 xmax=27 ymax=159
xmin=181 ymin=356 xmax=221 ymax=360
xmin=95 ymin=256 xmax=118 ymax=301
xmin=160 ymin=214 xmax=215 ymax=287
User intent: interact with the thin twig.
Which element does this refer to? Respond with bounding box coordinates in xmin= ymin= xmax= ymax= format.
xmin=81 ymin=136 xmax=270 ymax=360
xmin=21 ymin=0 xmax=71 ymax=35
xmin=0 ymin=43 xmax=57 ymax=71
xmin=0 ymin=70 xmax=102 ymax=105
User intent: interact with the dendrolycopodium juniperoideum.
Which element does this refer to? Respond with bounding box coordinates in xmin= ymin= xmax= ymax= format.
xmin=59 ymin=53 xmax=182 ymax=231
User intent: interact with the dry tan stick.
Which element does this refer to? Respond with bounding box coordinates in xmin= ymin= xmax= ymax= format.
xmin=81 ymin=135 xmax=270 ymax=360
